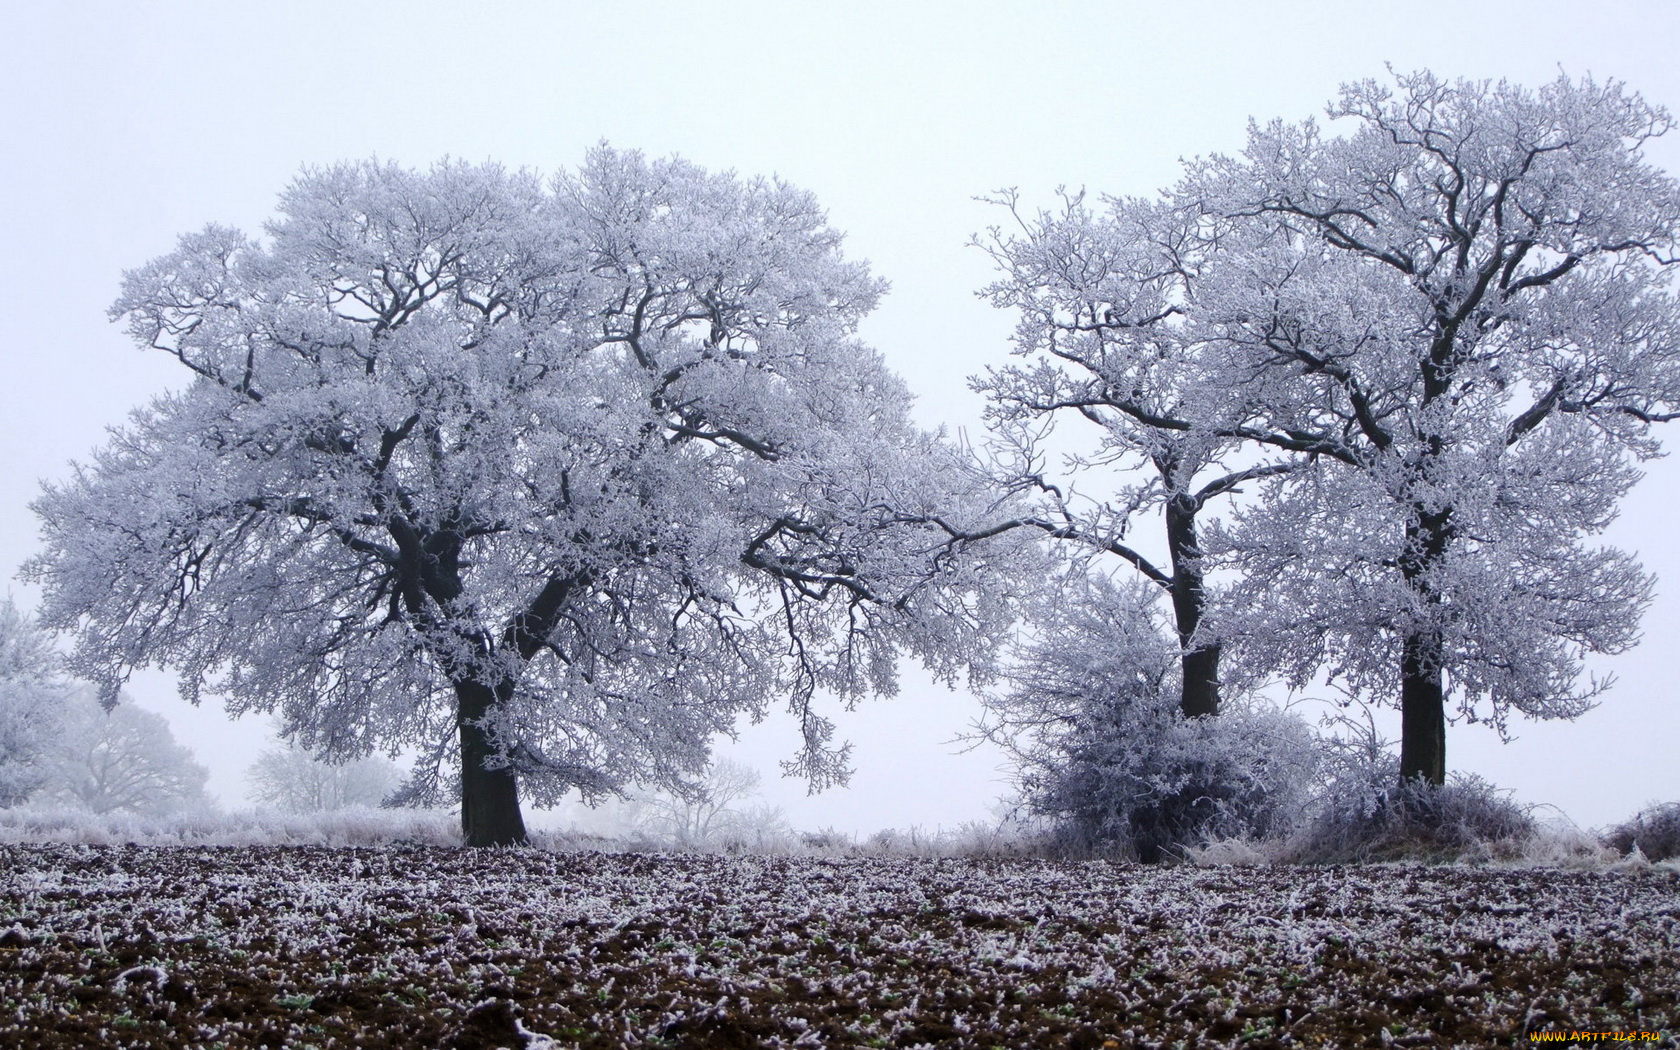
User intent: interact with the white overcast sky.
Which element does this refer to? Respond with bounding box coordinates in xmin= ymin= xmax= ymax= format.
xmin=2 ymin=0 xmax=1677 ymax=833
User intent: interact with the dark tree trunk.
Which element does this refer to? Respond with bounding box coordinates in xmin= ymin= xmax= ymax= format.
xmin=1396 ymin=502 xmax=1453 ymax=788
xmin=456 ymin=678 xmax=528 ymax=847
xmin=1398 ymin=632 xmax=1447 ymax=785
xmin=388 ymin=520 xmax=584 ymax=849
xmin=1165 ymin=493 xmax=1220 ymax=718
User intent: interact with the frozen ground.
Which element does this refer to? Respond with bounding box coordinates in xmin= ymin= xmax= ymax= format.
xmin=1 ymin=845 xmax=1676 ymax=1048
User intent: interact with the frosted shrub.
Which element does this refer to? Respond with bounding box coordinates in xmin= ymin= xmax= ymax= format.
xmin=1303 ymin=711 xmax=1402 ymax=826
xmin=1604 ymin=802 xmax=1680 ymax=862
xmin=1281 ymin=712 xmax=1535 ymax=863
xmin=1286 ymin=773 xmax=1536 ymax=864
xmin=1033 ymin=687 xmax=1317 ymax=862
xmin=797 ymin=828 xmax=856 ymax=853
xmin=1516 ymin=817 xmax=1621 ymax=867
xmin=983 ymin=572 xmax=1316 ymax=862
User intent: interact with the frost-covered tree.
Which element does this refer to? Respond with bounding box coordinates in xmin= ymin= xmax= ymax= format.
xmin=25 ymin=149 xmax=1023 ymax=846
xmin=975 ymin=192 xmax=1298 ymax=718
xmin=36 ymin=689 xmax=210 ymax=817
xmin=246 ymin=740 xmax=402 ymax=813
xmin=633 ymin=757 xmax=786 ymax=846
xmin=1 ymin=601 xmax=205 ymax=816
xmin=0 ymin=599 xmax=70 ymax=807
xmin=997 ymin=71 xmax=1680 ymax=786
xmin=1190 ymin=71 xmax=1680 ymax=784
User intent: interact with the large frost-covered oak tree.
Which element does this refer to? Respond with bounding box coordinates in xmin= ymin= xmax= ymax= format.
xmin=1017 ymin=71 xmax=1680 ymax=786
xmin=1208 ymin=72 xmax=1680 ymax=785
xmin=25 ymin=150 xmax=1021 ymax=845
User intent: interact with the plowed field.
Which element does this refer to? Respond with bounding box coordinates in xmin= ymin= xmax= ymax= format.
xmin=2 ymin=845 xmax=1676 ymax=1048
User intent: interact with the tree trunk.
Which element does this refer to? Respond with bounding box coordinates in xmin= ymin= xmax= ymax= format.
xmin=455 ymin=679 xmax=528 ymax=847
xmin=1398 ymin=632 xmax=1447 ymax=785
xmin=1165 ymin=493 xmax=1220 ymax=718
xmin=1396 ymin=502 xmax=1452 ymax=787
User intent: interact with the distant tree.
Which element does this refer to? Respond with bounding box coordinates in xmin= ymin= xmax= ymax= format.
xmin=633 ymin=758 xmax=785 ymax=846
xmin=246 ymin=740 xmax=402 ymax=813
xmin=0 ymin=599 xmax=69 ymax=807
xmin=1 ymin=599 xmax=207 ymax=816
xmin=36 ymin=690 xmax=210 ymax=817
xmin=26 ymin=149 xmax=1024 ymax=846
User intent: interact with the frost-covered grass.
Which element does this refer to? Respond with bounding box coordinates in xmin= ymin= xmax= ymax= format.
xmin=0 ymin=806 xmax=1036 ymax=857
xmin=1 ymin=799 xmax=1668 ymax=870
xmin=2 ymin=844 xmax=1676 ymax=1048
xmin=0 ymin=805 xmax=464 ymax=848
xmin=1187 ymin=819 xmax=1658 ymax=875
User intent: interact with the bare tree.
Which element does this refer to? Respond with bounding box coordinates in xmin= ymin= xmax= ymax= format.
xmin=634 ymin=758 xmax=785 ymax=847
xmin=36 ymin=690 xmax=210 ymax=816
xmin=246 ymin=740 xmax=402 ymax=813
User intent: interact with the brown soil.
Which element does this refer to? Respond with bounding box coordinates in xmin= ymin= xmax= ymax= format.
xmin=2 ymin=845 xmax=1675 ymax=1048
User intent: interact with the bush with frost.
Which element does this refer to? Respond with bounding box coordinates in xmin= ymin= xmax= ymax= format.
xmin=1286 ymin=757 xmax=1536 ymax=864
xmin=1603 ymin=802 xmax=1680 ymax=862
xmin=982 ymin=572 xmax=1318 ymax=862
xmin=1034 ymin=687 xmax=1318 ymax=862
